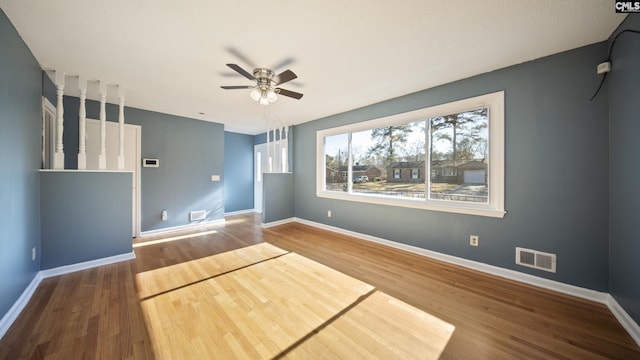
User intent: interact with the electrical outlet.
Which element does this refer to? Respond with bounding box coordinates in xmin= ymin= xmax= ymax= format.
xmin=470 ymin=235 xmax=479 ymax=247
xmin=327 ymin=210 xmax=332 ymax=218
xmin=32 ymin=247 xmax=36 ymax=261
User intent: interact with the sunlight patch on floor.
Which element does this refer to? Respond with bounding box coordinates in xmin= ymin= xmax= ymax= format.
xmin=135 ymin=243 xmax=287 ymax=299
xmin=133 ymin=229 xmax=219 ymax=248
xmin=138 ymin=243 xmax=455 ymax=359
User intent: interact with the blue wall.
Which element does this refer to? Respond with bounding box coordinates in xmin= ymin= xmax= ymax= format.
xmin=263 ymin=173 xmax=294 ymax=223
xmin=609 ymin=15 xmax=640 ymax=325
xmin=0 ymin=10 xmax=42 ymax=320
xmin=224 ymin=131 xmax=254 ymax=213
xmin=293 ymin=42 xmax=610 ymax=291
xmin=50 ymin=97 xmax=226 ymax=233
xmin=40 ymin=171 xmax=132 ymax=269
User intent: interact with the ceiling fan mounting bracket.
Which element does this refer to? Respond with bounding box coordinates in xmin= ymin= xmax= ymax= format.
xmin=253 ymin=68 xmax=275 ymax=90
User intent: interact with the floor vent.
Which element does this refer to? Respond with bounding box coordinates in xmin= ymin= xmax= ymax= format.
xmin=515 ymin=247 xmax=556 ymax=273
xmin=189 ymin=210 xmax=206 ymax=222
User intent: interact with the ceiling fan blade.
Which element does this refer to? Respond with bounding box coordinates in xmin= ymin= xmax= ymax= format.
xmin=220 ymin=85 xmax=254 ymax=89
xmin=226 ymin=64 xmax=255 ymax=80
xmin=275 ymin=70 xmax=297 ymax=85
xmin=225 ymin=47 xmax=256 ymax=68
xmin=271 ymin=57 xmax=295 ymax=71
xmin=275 ymin=88 xmax=304 ymax=100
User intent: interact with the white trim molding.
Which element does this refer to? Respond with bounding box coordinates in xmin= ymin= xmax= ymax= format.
xmin=38 ymin=252 xmax=136 ymax=279
xmin=607 ymin=295 xmax=640 ymax=346
xmin=0 ymin=251 xmax=135 ymax=340
xmin=261 ymin=217 xmax=296 ymax=228
xmin=224 ymin=209 xmax=256 ymax=217
xmin=0 ymin=272 xmax=43 ymax=340
xmin=316 ymin=91 xmax=505 ymax=218
xmin=139 ymin=218 xmax=226 ymax=238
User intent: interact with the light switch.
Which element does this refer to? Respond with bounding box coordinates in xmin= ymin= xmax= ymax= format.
xmin=211 ymin=175 xmax=220 ymax=181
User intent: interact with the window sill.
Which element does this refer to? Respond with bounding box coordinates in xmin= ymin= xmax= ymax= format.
xmin=317 ymin=190 xmax=506 ymax=218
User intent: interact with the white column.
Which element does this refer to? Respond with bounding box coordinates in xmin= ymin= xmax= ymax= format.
xmin=117 ymin=86 xmax=126 ymax=170
xmin=279 ymin=126 xmax=284 ymax=173
xmin=272 ymin=126 xmax=277 ymax=173
xmin=284 ymin=126 xmax=289 ymax=172
xmin=53 ymin=70 xmax=65 ymax=169
xmin=266 ymin=125 xmax=271 ymax=173
xmin=41 ymin=98 xmax=46 ymax=168
xmin=98 ymin=81 xmax=107 ymax=170
xmin=77 ymin=76 xmax=87 ymax=169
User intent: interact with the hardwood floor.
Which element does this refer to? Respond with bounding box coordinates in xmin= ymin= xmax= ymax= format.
xmin=1 ymin=212 xmax=639 ymax=359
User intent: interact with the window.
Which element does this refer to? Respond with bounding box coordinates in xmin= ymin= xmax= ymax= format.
xmin=316 ymin=91 xmax=505 ymax=218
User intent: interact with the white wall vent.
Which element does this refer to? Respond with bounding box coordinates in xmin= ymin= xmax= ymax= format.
xmin=515 ymin=247 xmax=556 ymax=273
xmin=189 ymin=210 xmax=206 ymax=222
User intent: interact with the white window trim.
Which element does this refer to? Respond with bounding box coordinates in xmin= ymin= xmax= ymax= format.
xmin=316 ymin=91 xmax=505 ymax=218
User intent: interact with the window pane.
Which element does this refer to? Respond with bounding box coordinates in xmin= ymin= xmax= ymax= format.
xmin=350 ymin=129 xmax=379 ymax=194
xmin=429 ymin=108 xmax=488 ymax=203
xmin=324 ymin=133 xmax=349 ymax=192
xmin=351 ymin=121 xmax=425 ymax=199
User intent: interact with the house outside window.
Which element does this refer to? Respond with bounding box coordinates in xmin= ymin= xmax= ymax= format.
xmin=317 ymin=91 xmax=505 ymax=218
xmin=442 ymin=168 xmax=457 ymax=177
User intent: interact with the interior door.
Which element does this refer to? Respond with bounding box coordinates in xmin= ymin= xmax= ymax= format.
xmin=85 ymin=120 xmax=141 ymax=237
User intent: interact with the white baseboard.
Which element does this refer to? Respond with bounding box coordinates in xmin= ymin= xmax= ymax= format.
xmin=224 ymin=209 xmax=255 ymax=216
xmin=0 ymin=251 xmax=135 ymax=341
xmin=292 ymin=217 xmax=640 ymax=346
xmin=607 ymin=294 xmax=640 ymax=346
xmin=261 ymin=217 xmax=296 ymax=228
xmin=140 ymin=218 xmax=226 ymax=237
xmin=39 ymin=251 xmax=136 ymax=279
xmin=0 ymin=271 xmax=43 ymax=340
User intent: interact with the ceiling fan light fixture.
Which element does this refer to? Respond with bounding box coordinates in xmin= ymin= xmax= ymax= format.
xmin=259 ymin=91 xmax=270 ymax=105
xmin=249 ymin=87 xmax=261 ymax=101
xmin=266 ymin=88 xmax=277 ymax=103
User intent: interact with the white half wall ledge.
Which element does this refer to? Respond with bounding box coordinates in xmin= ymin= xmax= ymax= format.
xmin=0 ymin=251 xmax=135 ymax=341
xmin=279 ymin=217 xmax=640 ymax=347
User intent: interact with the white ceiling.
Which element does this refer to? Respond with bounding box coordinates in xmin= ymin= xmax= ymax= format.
xmin=0 ymin=1 xmax=625 ymax=135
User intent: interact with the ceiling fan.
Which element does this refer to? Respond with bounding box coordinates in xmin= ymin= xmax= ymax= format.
xmin=220 ymin=63 xmax=304 ymax=105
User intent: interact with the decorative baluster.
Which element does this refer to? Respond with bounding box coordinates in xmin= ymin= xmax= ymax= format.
xmin=98 ymin=81 xmax=107 ymax=170
xmin=272 ymin=126 xmax=277 ymax=173
xmin=53 ymin=70 xmax=65 ymax=169
xmin=266 ymin=124 xmax=270 ymax=173
xmin=77 ymin=76 xmax=87 ymax=169
xmin=279 ymin=126 xmax=284 ymax=173
xmin=284 ymin=126 xmax=290 ymax=172
xmin=117 ymin=86 xmax=125 ymax=170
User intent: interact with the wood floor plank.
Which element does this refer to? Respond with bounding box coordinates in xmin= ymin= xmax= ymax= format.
xmin=1 ymin=213 xmax=638 ymax=359
xmin=283 ymin=291 xmax=455 ymax=360
xmin=136 ymin=242 xmax=288 ymax=299
xmin=140 ymin=251 xmax=374 ymax=359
